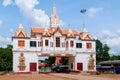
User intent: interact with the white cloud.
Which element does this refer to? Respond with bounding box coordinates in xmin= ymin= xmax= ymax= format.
xmin=88 ymin=8 xmax=103 ymax=17
xmin=0 ymin=20 xmax=3 ymax=27
xmin=2 ymin=0 xmax=65 ymax=27
xmin=97 ymin=29 xmax=120 ymax=55
xmin=15 ymin=0 xmax=50 ymax=26
xmin=0 ymin=36 xmax=11 ymax=48
xmin=117 ymin=29 xmax=120 ymax=35
xmin=2 ymin=0 xmax=13 ymax=7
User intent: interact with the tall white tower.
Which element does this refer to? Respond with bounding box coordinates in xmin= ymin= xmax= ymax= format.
xmin=50 ymin=5 xmax=60 ymax=29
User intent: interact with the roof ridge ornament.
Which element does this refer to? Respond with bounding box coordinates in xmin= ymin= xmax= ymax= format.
xmin=19 ymin=20 xmax=23 ymax=28
xmin=44 ymin=27 xmax=48 ymax=32
xmin=82 ymin=27 xmax=88 ymax=32
xmin=67 ymin=29 xmax=75 ymax=38
xmin=43 ymin=27 xmax=50 ymax=37
xmin=13 ymin=23 xmax=28 ymax=37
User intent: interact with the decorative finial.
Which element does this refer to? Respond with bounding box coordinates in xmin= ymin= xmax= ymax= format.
xmin=82 ymin=27 xmax=88 ymax=32
xmin=68 ymin=29 xmax=72 ymax=33
xmin=54 ymin=3 xmax=56 ymax=7
xmin=30 ymin=23 xmax=32 ymax=28
xmin=20 ymin=19 xmax=22 ymax=24
xmin=19 ymin=19 xmax=23 ymax=28
xmin=45 ymin=27 xmax=48 ymax=32
xmin=53 ymin=4 xmax=57 ymax=15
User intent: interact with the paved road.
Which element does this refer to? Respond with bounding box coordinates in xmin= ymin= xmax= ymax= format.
xmin=0 ymin=73 xmax=117 ymax=80
xmin=49 ymin=73 xmax=116 ymax=80
xmin=0 ymin=74 xmax=72 ymax=80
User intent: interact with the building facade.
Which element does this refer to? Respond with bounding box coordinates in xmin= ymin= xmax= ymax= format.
xmin=12 ymin=6 xmax=96 ymax=73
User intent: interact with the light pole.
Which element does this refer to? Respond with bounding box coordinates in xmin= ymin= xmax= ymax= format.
xmin=80 ymin=9 xmax=86 ymax=28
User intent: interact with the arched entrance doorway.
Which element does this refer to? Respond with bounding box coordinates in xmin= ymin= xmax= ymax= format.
xmin=37 ymin=51 xmax=75 ymax=73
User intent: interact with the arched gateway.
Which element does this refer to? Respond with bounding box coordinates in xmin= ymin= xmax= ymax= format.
xmin=12 ymin=6 xmax=96 ymax=73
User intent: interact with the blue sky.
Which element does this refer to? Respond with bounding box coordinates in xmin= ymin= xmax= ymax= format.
xmin=0 ymin=0 xmax=120 ymax=55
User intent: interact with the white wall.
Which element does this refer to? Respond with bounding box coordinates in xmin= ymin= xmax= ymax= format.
xmin=75 ymin=53 xmax=96 ymax=71
xmin=13 ymin=52 xmax=38 ymax=72
xmin=13 ymin=38 xmax=41 ymax=52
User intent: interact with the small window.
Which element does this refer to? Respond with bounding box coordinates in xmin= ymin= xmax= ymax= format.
xmin=18 ymin=40 xmax=25 ymax=47
xmin=45 ymin=40 xmax=49 ymax=46
xmin=30 ymin=41 xmax=36 ymax=47
xmin=70 ymin=41 xmax=74 ymax=47
xmin=56 ymin=37 xmax=60 ymax=47
xmin=86 ymin=43 xmax=92 ymax=49
xmin=76 ymin=43 xmax=82 ymax=48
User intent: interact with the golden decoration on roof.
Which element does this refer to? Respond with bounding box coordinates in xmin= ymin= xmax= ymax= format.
xmin=13 ymin=23 xmax=28 ymax=37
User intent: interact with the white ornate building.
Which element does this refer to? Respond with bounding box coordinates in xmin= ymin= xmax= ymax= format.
xmin=12 ymin=6 xmax=96 ymax=73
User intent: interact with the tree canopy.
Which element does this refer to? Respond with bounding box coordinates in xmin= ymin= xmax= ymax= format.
xmin=0 ymin=45 xmax=13 ymax=71
xmin=96 ymin=39 xmax=110 ymax=64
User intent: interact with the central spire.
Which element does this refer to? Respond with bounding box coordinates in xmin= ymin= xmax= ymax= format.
xmin=53 ymin=5 xmax=57 ymax=16
xmin=50 ymin=5 xmax=60 ymax=29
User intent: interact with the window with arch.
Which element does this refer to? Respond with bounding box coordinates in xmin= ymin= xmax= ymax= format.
xmin=56 ymin=37 xmax=60 ymax=47
xmin=70 ymin=41 xmax=74 ymax=47
xmin=45 ymin=40 xmax=49 ymax=46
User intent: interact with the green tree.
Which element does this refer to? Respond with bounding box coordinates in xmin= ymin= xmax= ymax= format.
xmin=103 ymin=44 xmax=110 ymax=60
xmin=0 ymin=45 xmax=13 ymax=71
xmin=109 ymin=55 xmax=120 ymax=60
xmin=44 ymin=57 xmax=55 ymax=66
xmin=44 ymin=57 xmax=68 ymax=66
xmin=62 ymin=57 xmax=68 ymax=65
xmin=96 ymin=40 xmax=110 ymax=64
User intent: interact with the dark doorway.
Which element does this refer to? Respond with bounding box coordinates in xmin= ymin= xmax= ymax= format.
xmin=77 ymin=63 xmax=83 ymax=70
xmin=30 ymin=63 xmax=37 ymax=72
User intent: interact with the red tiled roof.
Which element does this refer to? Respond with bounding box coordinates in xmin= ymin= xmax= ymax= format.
xmin=31 ymin=27 xmax=79 ymax=36
xmin=62 ymin=29 xmax=79 ymax=35
xmin=31 ymin=28 xmax=53 ymax=34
